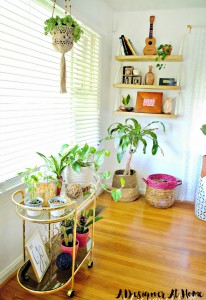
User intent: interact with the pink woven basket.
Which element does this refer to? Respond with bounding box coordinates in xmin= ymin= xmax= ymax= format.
xmin=142 ymin=174 xmax=182 ymax=190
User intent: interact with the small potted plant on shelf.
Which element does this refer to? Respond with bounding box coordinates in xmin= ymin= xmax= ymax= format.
xmin=156 ymin=43 xmax=172 ymax=70
xmin=119 ymin=94 xmax=133 ymax=112
xmin=101 ymin=118 xmax=165 ymax=201
xmin=60 ymin=229 xmax=79 ymax=258
xmin=76 ymin=208 xmax=103 ymax=247
xmin=18 ymin=166 xmax=44 ymax=216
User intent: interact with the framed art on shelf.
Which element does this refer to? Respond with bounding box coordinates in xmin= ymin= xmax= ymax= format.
xmin=25 ymin=231 xmax=50 ymax=283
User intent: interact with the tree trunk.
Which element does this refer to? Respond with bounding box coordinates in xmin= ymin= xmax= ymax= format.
xmin=124 ymin=152 xmax=133 ymax=175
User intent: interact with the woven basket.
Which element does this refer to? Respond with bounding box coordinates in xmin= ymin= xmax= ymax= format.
xmin=112 ymin=169 xmax=137 ymax=188
xmin=52 ymin=25 xmax=74 ymax=53
xmin=145 ymin=185 xmax=175 ymax=208
xmin=142 ymin=173 xmax=182 ymax=208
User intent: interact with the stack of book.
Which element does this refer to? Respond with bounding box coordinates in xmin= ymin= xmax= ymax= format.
xmin=119 ymin=35 xmax=138 ymax=56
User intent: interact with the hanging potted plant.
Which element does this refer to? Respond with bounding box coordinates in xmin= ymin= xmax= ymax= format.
xmin=101 ymin=118 xmax=165 ymax=201
xmin=17 ymin=167 xmax=44 ymax=217
xmin=44 ymin=0 xmax=84 ymax=93
xmin=156 ymin=43 xmax=173 ymax=70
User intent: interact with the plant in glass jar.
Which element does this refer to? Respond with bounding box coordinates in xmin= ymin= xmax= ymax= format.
xmin=156 ymin=43 xmax=172 ymax=70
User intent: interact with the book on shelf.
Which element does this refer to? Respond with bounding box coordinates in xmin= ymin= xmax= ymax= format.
xmin=119 ymin=35 xmax=132 ymax=55
xmin=125 ymin=37 xmax=137 ymax=55
xmin=119 ymin=35 xmax=138 ymax=56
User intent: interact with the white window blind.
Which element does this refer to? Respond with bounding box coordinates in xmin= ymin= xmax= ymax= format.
xmin=0 ymin=0 xmax=102 ymax=193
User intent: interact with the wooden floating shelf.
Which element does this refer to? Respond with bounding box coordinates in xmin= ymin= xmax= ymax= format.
xmin=115 ymin=55 xmax=183 ymax=62
xmin=113 ymin=111 xmax=177 ymax=118
xmin=113 ymin=84 xmax=181 ymax=90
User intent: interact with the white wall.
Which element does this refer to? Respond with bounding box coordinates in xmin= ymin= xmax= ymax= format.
xmin=102 ymin=7 xmax=206 ymax=197
xmin=0 ymin=0 xmax=113 ymax=285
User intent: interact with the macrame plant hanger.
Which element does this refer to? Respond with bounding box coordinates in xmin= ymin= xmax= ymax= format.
xmin=52 ymin=0 xmax=73 ymax=93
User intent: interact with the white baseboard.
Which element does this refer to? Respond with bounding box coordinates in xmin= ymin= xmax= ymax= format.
xmin=0 ymin=254 xmax=23 ymax=285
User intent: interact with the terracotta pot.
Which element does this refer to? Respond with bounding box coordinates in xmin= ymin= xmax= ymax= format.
xmin=76 ymin=229 xmax=89 ymax=247
xmin=60 ymin=239 xmax=79 ymax=258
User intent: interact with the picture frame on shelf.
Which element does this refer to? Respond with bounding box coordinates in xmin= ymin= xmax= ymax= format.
xmin=123 ymin=76 xmax=132 ymax=84
xmin=132 ymin=76 xmax=141 ymax=85
xmin=123 ymin=66 xmax=134 ymax=76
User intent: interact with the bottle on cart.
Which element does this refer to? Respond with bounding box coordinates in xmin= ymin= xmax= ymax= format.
xmin=145 ymin=65 xmax=155 ymax=85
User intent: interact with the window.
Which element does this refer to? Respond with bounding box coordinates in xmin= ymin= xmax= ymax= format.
xmin=0 ymin=0 xmax=102 ymax=193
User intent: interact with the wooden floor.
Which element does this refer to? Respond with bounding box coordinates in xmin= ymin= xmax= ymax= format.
xmin=1 ymin=194 xmax=206 ymax=300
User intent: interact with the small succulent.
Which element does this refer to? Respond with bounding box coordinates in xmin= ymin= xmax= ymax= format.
xmin=77 ymin=208 xmax=103 ymax=234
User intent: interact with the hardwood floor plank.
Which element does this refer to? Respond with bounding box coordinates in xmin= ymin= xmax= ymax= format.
xmin=0 ymin=194 xmax=206 ymax=300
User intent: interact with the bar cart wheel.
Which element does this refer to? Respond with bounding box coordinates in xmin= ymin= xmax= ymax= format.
xmin=88 ymin=260 xmax=93 ymax=268
xmin=67 ymin=289 xmax=74 ymax=297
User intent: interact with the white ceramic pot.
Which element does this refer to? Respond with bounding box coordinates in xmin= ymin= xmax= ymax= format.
xmin=24 ymin=197 xmax=43 ymax=217
xmin=48 ymin=196 xmax=67 ymax=217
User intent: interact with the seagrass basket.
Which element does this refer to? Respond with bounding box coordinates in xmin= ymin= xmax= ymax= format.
xmin=143 ymin=174 xmax=182 ymax=208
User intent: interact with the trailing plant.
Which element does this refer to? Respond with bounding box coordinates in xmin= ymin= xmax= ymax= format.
xmin=44 ymin=15 xmax=83 ymax=42
xmin=201 ymin=124 xmax=206 ymax=136
xmin=77 ymin=208 xmax=103 ymax=234
xmin=102 ymin=118 xmax=165 ymax=176
xmin=156 ymin=44 xmax=172 ymax=70
xmin=18 ymin=167 xmax=43 ymax=203
xmin=36 ymin=144 xmax=71 ymax=179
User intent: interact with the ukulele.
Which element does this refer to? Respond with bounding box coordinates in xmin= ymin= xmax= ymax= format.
xmin=143 ymin=16 xmax=156 ymax=55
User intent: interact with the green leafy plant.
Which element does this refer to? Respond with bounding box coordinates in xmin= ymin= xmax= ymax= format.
xmin=18 ymin=167 xmax=43 ymax=203
xmin=36 ymin=144 xmax=71 ymax=179
xmin=156 ymin=44 xmax=172 ymax=70
xmin=67 ymin=143 xmax=125 ymax=201
xmin=102 ymin=118 xmax=165 ymax=176
xmin=122 ymin=94 xmax=131 ymax=107
xmin=44 ymin=15 xmax=83 ymax=42
xmin=201 ymin=124 xmax=206 ymax=136
xmin=77 ymin=208 xmax=103 ymax=234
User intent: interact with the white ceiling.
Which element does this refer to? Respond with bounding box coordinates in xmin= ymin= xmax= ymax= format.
xmin=103 ymin=0 xmax=206 ymax=12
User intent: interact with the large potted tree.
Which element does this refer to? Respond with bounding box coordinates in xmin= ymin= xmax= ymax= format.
xmin=102 ymin=118 xmax=165 ymax=202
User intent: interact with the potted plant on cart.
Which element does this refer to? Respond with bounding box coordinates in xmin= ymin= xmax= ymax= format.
xmin=60 ymin=229 xmax=79 ymax=258
xmin=36 ymin=144 xmax=71 ymax=195
xmin=101 ymin=118 xmax=165 ymax=201
xmin=76 ymin=208 xmax=103 ymax=247
xmin=67 ymin=143 xmax=125 ymax=201
xmin=156 ymin=43 xmax=172 ymax=70
xmin=18 ymin=166 xmax=44 ymax=216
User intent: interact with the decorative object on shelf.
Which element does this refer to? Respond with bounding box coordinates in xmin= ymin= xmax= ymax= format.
xmin=56 ymin=252 xmax=72 ymax=270
xmin=25 ymin=231 xmax=50 ymax=283
xmin=66 ymin=183 xmax=83 ymax=199
xmin=162 ymin=97 xmax=173 ymax=114
xmin=119 ymin=94 xmax=133 ymax=112
xmin=102 ymin=118 xmax=165 ymax=202
xmin=48 ymin=196 xmax=68 ymax=217
xmin=195 ymin=124 xmax=206 ymax=221
xmin=143 ymin=16 xmax=156 ymax=55
xmin=135 ymin=91 xmax=163 ymax=114
xmin=142 ymin=174 xmax=182 ymax=208
xmin=44 ymin=0 xmax=83 ymax=93
xmin=145 ymin=65 xmax=155 ymax=85
xmin=76 ymin=208 xmax=103 ymax=247
xmin=159 ymin=78 xmax=176 ymax=86
xmin=122 ymin=66 xmax=134 ymax=84
xmin=17 ymin=167 xmax=44 ymax=216
xmin=156 ymin=44 xmax=172 ymax=70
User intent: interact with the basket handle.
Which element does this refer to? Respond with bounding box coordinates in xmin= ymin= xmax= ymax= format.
xmin=142 ymin=178 xmax=148 ymax=185
xmin=176 ymin=179 xmax=182 ymax=186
